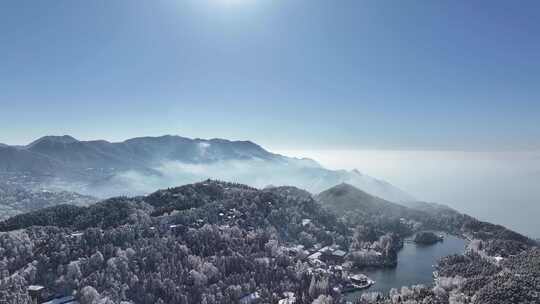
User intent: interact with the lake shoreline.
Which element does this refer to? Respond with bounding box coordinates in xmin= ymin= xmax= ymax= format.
xmin=345 ymin=233 xmax=468 ymax=300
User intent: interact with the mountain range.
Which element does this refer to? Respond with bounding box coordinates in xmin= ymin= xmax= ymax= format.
xmin=0 ymin=135 xmax=414 ymax=201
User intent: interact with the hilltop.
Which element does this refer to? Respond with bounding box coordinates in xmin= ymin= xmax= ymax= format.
xmin=316 ymin=183 xmax=410 ymax=217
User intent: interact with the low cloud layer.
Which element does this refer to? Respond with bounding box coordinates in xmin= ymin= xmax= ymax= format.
xmin=279 ymin=149 xmax=540 ymax=238
xmin=82 ymin=159 xmax=332 ymax=198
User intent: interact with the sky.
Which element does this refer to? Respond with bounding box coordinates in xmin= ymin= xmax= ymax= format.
xmin=1 ymin=1 xmax=540 ymax=237
xmin=1 ymin=0 xmax=539 ymax=150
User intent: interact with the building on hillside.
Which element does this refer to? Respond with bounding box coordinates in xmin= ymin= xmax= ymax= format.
xmin=321 ymin=249 xmax=347 ymax=264
xmin=27 ymin=285 xmax=45 ymax=304
xmin=284 ymin=244 xmax=306 ymax=257
xmin=239 ymin=292 xmax=261 ymax=304
xmin=307 ymin=251 xmax=322 ymax=260
xmin=319 ymin=246 xmax=333 ymax=253
xmin=307 ymin=251 xmax=326 ymax=267
xmin=278 ymin=292 xmax=296 ymax=304
xmin=41 ymin=295 xmax=79 ymax=304
xmin=27 ymin=285 xmax=78 ymax=304
xmin=69 ymin=232 xmax=84 ymax=238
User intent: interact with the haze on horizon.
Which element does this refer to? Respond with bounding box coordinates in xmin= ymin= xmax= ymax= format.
xmin=278 ymin=149 xmax=540 ymax=239
xmin=1 ymin=1 xmax=539 ymax=237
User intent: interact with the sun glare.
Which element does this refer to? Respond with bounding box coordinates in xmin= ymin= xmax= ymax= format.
xmin=216 ymin=0 xmax=252 ymax=6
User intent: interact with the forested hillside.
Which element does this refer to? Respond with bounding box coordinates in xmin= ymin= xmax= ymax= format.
xmin=0 ymin=183 xmax=96 ymax=220
xmin=0 ymin=181 xmax=536 ymax=304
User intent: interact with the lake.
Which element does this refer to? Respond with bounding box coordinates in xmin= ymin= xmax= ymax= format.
xmin=346 ymin=234 xmax=468 ymax=300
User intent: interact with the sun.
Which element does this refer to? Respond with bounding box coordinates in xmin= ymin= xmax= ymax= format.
xmin=216 ymin=0 xmax=252 ymax=6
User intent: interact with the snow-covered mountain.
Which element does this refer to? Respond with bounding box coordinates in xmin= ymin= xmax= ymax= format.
xmin=0 ymin=135 xmax=415 ymax=202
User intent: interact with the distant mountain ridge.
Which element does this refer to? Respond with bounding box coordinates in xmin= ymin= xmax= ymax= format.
xmin=27 ymin=135 xmax=80 ymax=147
xmin=24 ymin=135 xmax=281 ymax=169
xmin=0 ymin=135 xmax=415 ymax=202
xmin=1 ymin=135 xmax=280 ymax=176
xmin=0 ymin=145 xmax=69 ymax=174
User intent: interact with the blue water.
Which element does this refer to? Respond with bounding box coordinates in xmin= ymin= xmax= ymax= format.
xmin=347 ymin=234 xmax=467 ymax=299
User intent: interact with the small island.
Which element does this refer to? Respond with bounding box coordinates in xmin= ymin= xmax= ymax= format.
xmin=414 ymin=231 xmax=444 ymax=245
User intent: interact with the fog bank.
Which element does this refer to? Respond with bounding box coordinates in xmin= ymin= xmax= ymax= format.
xmin=277 ymin=149 xmax=540 ymax=238
xmin=83 ymin=158 xmax=411 ymax=202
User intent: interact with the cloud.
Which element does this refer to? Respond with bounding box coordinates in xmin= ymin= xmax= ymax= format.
xmin=83 ymin=159 xmax=315 ymax=197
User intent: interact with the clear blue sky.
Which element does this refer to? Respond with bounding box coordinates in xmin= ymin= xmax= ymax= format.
xmin=1 ymin=0 xmax=539 ymax=150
